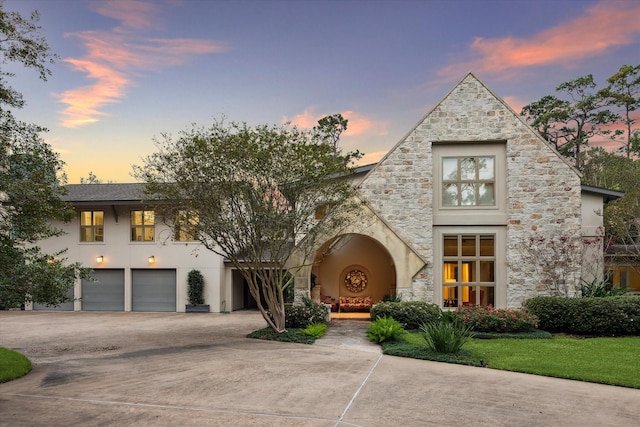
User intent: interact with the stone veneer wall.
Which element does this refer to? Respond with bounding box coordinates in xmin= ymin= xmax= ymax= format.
xmin=358 ymin=74 xmax=582 ymax=308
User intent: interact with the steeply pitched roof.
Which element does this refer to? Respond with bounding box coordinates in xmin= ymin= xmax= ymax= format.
xmin=63 ymin=183 xmax=148 ymax=203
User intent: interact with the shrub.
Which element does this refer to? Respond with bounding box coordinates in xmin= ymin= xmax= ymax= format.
xmin=187 ymin=269 xmax=205 ymax=305
xmin=452 ymin=306 xmax=539 ymax=333
xmin=526 ymin=295 xmax=640 ymax=336
xmin=301 ymin=322 xmax=328 ymax=338
xmin=580 ymin=279 xmax=629 ymax=297
xmin=284 ymin=303 xmax=328 ymax=329
xmin=420 ymin=321 xmax=474 ymax=354
xmin=370 ymin=301 xmax=441 ymax=330
xmin=382 ymin=292 xmax=403 ymax=302
xmin=367 ymin=316 xmax=405 ymax=343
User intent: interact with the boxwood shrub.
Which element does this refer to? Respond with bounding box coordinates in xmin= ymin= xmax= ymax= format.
xmin=525 ymin=295 xmax=640 ymax=336
xmin=284 ymin=303 xmax=329 ymax=328
xmin=370 ymin=301 xmax=441 ymax=330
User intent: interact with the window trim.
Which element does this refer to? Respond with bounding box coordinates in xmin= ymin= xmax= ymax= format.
xmin=433 ymin=142 xmax=507 ymax=226
xmin=79 ymin=210 xmax=104 ymax=243
xmin=130 ymin=210 xmax=155 ymax=242
xmin=434 ymin=226 xmax=506 ymax=309
xmin=442 ymin=156 xmax=496 ymax=207
xmin=174 ymin=209 xmax=199 ymax=242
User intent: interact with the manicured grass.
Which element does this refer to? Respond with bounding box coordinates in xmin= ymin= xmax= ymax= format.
xmin=384 ymin=333 xmax=640 ymax=388
xmin=0 ymin=347 xmax=32 ymax=383
xmin=465 ymin=335 xmax=640 ymax=388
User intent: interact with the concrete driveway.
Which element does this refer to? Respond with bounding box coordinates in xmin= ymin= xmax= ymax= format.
xmin=1 ymin=311 xmax=638 ymax=426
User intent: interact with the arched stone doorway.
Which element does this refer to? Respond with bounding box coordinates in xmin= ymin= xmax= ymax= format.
xmin=311 ymin=234 xmax=396 ymax=307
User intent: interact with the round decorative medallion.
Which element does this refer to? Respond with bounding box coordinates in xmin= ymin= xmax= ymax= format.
xmin=344 ymin=270 xmax=368 ymax=293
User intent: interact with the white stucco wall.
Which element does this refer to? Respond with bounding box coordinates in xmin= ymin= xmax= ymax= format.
xmin=32 ymin=204 xmax=224 ymax=312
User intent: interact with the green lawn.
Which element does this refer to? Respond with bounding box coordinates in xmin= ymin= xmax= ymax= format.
xmin=0 ymin=347 xmax=32 ymax=383
xmin=387 ymin=333 xmax=640 ymax=389
xmin=466 ymin=335 xmax=640 ymax=388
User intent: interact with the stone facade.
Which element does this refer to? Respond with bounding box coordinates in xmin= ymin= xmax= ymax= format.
xmin=358 ymin=73 xmax=582 ymax=308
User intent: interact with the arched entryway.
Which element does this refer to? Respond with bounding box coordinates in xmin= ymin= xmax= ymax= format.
xmin=311 ymin=234 xmax=396 ymax=310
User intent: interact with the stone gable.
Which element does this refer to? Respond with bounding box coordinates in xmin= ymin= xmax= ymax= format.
xmin=358 ymin=73 xmax=582 ymax=307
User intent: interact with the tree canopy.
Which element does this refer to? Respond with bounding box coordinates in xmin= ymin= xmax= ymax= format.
xmin=134 ymin=116 xmax=362 ymax=332
xmin=521 ymin=74 xmax=620 ymax=170
xmin=0 ymin=1 xmax=88 ymax=308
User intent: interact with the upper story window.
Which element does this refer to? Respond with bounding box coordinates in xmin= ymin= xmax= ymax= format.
xmin=174 ymin=210 xmax=199 ymax=242
xmin=442 ymin=156 xmax=495 ymax=206
xmin=131 ymin=210 xmax=154 ymax=242
xmin=80 ymin=211 xmax=104 ymax=242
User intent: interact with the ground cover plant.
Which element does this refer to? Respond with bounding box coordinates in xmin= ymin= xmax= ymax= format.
xmin=0 ymin=347 xmax=32 ymax=383
xmin=300 ymin=322 xmax=328 ymax=338
xmin=247 ymin=328 xmax=319 ymax=344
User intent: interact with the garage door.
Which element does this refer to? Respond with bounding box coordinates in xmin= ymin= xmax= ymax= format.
xmin=82 ymin=269 xmax=124 ymax=311
xmin=33 ymin=286 xmax=74 ymax=311
xmin=132 ymin=269 xmax=176 ymax=312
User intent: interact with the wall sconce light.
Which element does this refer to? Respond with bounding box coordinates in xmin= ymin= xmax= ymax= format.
xmin=96 ymin=255 xmax=104 ymax=264
xmin=148 ymin=255 xmax=155 ymax=264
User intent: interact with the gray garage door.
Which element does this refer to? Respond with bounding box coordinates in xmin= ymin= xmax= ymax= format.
xmin=33 ymin=286 xmax=74 ymax=311
xmin=82 ymin=269 xmax=125 ymax=311
xmin=132 ymin=269 xmax=176 ymax=312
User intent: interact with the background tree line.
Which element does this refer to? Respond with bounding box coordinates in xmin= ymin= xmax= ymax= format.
xmin=521 ymin=65 xmax=640 ymax=278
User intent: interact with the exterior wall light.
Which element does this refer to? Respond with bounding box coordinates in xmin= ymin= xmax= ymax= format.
xmin=96 ymin=255 xmax=104 ymax=264
xmin=148 ymin=255 xmax=155 ymax=264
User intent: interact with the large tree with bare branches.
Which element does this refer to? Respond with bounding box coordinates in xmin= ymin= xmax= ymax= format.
xmin=134 ymin=115 xmax=362 ymax=332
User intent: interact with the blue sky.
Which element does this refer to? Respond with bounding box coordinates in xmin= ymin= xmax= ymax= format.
xmin=6 ymin=0 xmax=640 ymax=183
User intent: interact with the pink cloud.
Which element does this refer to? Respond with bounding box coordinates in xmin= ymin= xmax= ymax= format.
xmin=283 ymin=108 xmax=388 ymax=137
xmin=359 ymin=150 xmax=388 ymax=166
xmin=502 ymin=96 xmax=527 ymax=115
xmin=438 ymin=1 xmax=640 ymax=78
xmin=90 ymin=0 xmax=160 ymax=31
xmin=58 ymin=1 xmax=228 ymax=128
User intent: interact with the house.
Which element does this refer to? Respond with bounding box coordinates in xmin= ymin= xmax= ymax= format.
xmin=30 ymin=73 xmax=623 ymax=312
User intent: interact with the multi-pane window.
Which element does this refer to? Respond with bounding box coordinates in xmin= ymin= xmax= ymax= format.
xmin=443 ymin=234 xmax=495 ymax=307
xmin=80 ymin=211 xmax=104 ymax=242
xmin=442 ymin=156 xmax=495 ymax=206
xmin=174 ymin=210 xmax=199 ymax=242
xmin=131 ymin=210 xmax=155 ymax=242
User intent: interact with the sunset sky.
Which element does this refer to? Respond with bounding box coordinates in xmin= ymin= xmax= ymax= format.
xmin=6 ymin=0 xmax=640 ymax=183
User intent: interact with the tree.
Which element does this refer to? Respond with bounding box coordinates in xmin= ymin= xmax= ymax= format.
xmin=599 ymin=64 xmax=640 ymax=159
xmin=521 ymin=74 xmax=620 ymax=170
xmin=134 ymin=115 xmax=362 ymax=332
xmin=605 ymin=187 xmax=640 ymax=279
xmin=0 ymin=2 xmax=88 ymax=308
xmin=581 ymin=147 xmax=640 ymax=192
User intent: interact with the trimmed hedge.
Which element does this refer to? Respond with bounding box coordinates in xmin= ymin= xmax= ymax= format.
xmin=370 ymin=301 xmax=441 ymax=330
xmin=451 ymin=306 xmax=539 ymax=333
xmin=284 ymin=303 xmax=329 ymax=328
xmin=526 ymin=295 xmax=640 ymax=336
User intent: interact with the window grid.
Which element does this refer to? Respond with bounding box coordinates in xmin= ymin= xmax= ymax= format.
xmin=442 ymin=156 xmax=495 ymax=207
xmin=174 ymin=210 xmax=199 ymax=242
xmin=443 ymin=234 xmax=495 ymax=307
xmin=80 ymin=211 xmax=104 ymax=242
xmin=131 ymin=210 xmax=155 ymax=242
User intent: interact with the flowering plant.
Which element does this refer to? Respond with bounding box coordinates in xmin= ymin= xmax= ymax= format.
xmin=454 ymin=305 xmax=539 ymax=333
